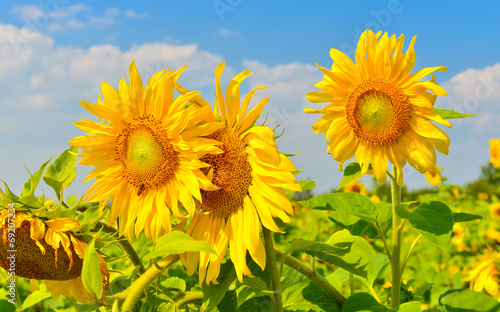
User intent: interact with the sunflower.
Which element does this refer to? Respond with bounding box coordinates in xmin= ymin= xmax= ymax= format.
xmin=0 ymin=210 xmax=109 ymax=304
xmin=342 ymin=179 xmax=368 ymax=196
xmin=70 ymin=61 xmax=222 ymax=241
xmin=424 ymin=166 xmax=442 ymax=186
xmin=463 ymin=250 xmax=500 ymax=297
xmin=178 ymin=62 xmax=301 ymax=284
xmin=489 ymin=138 xmax=500 ymax=169
xmin=306 ymin=30 xmax=451 ymax=186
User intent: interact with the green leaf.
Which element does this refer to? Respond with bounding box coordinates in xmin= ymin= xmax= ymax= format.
xmin=81 ymin=239 xmax=104 ymax=298
xmin=433 ymin=108 xmax=479 ymax=119
xmin=236 ymin=276 xmax=273 ymax=308
xmin=396 ymin=201 xmax=454 ymax=250
xmin=160 ymin=277 xmax=186 ymax=292
xmin=21 ymin=156 xmax=53 ymax=197
xmin=337 ymin=162 xmax=362 ymax=190
xmin=341 ymin=292 xmax=389 ymax=312
xmin=439 ymin=289 xmax=500 ymax=312
xmin=17 ymin=284 xmax=52 ymax=311
xmin=366 ymin=254 xmax=390 ymax=287
xmin=143 ymin=231 xmax=216 ymax=261
xmin=285 ymin=230 xmax=372 ymax=278
xmin=453 ymin=212 xmax=483 ymax=223
xmin=285 ymin=180 xmax=315 ymax=195
xmin=301 ymin=192 xmax=389 ymax=238
xmin=43 ymin=146 xmax=78 ymax=198
xmin=281 ymin=266 xmax=341 ymax=312
xmin=202 ymin=261 xmax=237 ymax=311
xmin=397 ymin=302 xmax=423 ymax=312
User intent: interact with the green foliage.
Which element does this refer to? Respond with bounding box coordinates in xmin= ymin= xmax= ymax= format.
xmin=43 ymin=146 xmax=78 ymax=198
xmin=439 ymin=289 xmax=500 ymax=312
xmin=396 ymin=201 xmax=454 ymax=249
xmin=143 ymin=231 xmax=216 ymax=261
xmin=433 ymin=108 xmax=479 ymax=119
xmin=82 ymin=239 xmax=104 ymax=299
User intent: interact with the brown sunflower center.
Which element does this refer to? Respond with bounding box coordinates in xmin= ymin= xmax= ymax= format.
xmin=0 ymin=221 xmax=83 ymax=280
xmin=200 ymin=127 xmax=252 ymax=218
xmin=115 ymin=114 xmax=178 ymax=194
xmin=346 ymin=78 xmax=411 ymax=145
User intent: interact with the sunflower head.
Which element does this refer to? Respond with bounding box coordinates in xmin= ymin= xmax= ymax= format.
xmin=306 ymin=30 xmax=450 ymax=186
xmin=489 ymin=138 xmax=500 ymax=169
xmin=342 ymin=179 xmax=368 ymax=196
xmin=179 ymin=62 xmax=301 ymax=284
xmin=0 ymin=210 xmax=109 ymax=304
xmin=70 ymin=60 xmax=223 ymax=241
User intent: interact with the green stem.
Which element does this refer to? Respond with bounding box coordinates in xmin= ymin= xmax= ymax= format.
xmin=390 ymin=165 xmax=402 ymax=308
xmin=172 ymin=291 xmax=204 ymax=307
xmin=401 ymin=234 xmax=422 ymax=274
xmin=263 ymin=227 xmax=283 ymax=312
xmin=275 ymin=248 xmax=345 ymax=306
xmin=94 ymin=220 xmax=146 ymax=274
xmin=121 ymin=254 xmax=180 ymax=312
xmin=349 ymin=273 xmax=355 ymax=296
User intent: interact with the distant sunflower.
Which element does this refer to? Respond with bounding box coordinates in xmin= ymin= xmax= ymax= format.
xmin=70 ymin=61 xmax=222 ymax=240
xmin=424 ymin=166 xmax=442 ymax=186
xmin=179 ymin=62 xmax=301 ymax=284
xmin=463 ymin=250 xmax=500 ymax=297
xmin=342 ymin=179 xmax=368 ymax=196
xmin=0 ymin=210 xmax=109 ymax=304
xmin=489 ymin=138 xmax=500 ymax=169
xmin=306 ymin=30 xmax=451 ymax=186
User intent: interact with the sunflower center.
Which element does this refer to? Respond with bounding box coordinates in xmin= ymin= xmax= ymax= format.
xmin=115 ymin=114 xmax=178 ymax=193
xmin=346 ymin=78 xmax=411 ymax=145
xmin=200 ymin=127 xmax=252 ymax=218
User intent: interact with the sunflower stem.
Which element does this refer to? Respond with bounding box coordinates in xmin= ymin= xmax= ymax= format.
xmin=172 ymin=291 xmax=204 ymax=307
xmin=263 ymin=227 xmax=284 ymax=312
xmin=121 ymin=254 xmax=180 ymax=312
xmin=275 ymin=248 xmax=346 ymax=306
xmin=93 ymin=220 xmax=146 ymax=274
xmin=390 ymin=165 xmax=402 ymax=308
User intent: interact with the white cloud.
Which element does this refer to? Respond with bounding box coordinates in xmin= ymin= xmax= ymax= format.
xmin=11 ymin=4 xmax=148 ymax=33
xmin=215 ymin=28 xmax=240 ymax=37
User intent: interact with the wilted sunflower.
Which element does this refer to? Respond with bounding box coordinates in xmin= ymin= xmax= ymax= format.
xmin=489 ymin=138 xmax=500 ymax=169
xmin=70 ymin=61 xmax=222 ymax=240
xmin=306 ymin=30 xmax=451 ymax=186
xmin=0 ymin=210 xmax=109 ymax=304
xmin=179 ymin=62 xmax=301 ymax=284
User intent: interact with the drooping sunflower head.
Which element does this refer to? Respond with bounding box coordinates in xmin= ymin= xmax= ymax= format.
xmin=0 ymin=210 xmax=109 ymax=304
xmin=306 ymin=30 xmax=451 ymax=186
xmin=179 ymin=62 xmax=301 ymax=284
xmin=489 ymin=138 xmax=500 ymax=169
xmin=70 ymin=60 xmax=222 ymax=241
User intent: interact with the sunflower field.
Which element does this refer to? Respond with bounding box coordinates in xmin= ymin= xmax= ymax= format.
xmin=1 ymin=30 xmax=499 ymax=312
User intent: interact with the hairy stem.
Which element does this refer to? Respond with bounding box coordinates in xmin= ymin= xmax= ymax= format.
xmin=275 ymin=248 xmax=345 ymax=306
xmin=263 ymin=227 xmax=283 ymax=312
xmin=172 ymin=291 xmax=204 ymax=307
xmin=121 ymin=254 xmax=180 ymax=312
xmin=390 ymin=165 xmax=402 ymax=308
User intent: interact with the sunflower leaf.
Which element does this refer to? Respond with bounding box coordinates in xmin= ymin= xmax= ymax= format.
xmin=396 ymin=201 xmax=453 ymax=250
xmin=433 ymin=108 xmax=479 ymax=119
xmin=202 ymin=261 xmax=237 ymax=311
xmin=285 ymin=230 xmax=372 ymax=278
xmin=160 ymin=276 xmax=186 ymax=292
xmin=143 ymin=231 xmax=216 ymax=261
xmin=82 ymin=239 xmax=104 ymax=299
xmin=17 ymin=284 xmax=52 ymax=311
xmin=285 ymin=180 xmax=315 ymax=195
xmin=235 ymin=276 xmax=273 ymax=308
xmin=439 ymin=289 xmax=500 ymax=312
xmin=43 ymin=146 xmax=78 ymax=199
xmin=337 ymin=162 xmax=362 ymax=190
xmin=453 ymin=212 xmax=483 ymax=223
xmin=16 ymin=156 xmax=54 ymax=209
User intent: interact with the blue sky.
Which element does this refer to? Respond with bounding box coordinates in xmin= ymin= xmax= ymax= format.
xmin=0 ymin=1 xmax=499 ymax=198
